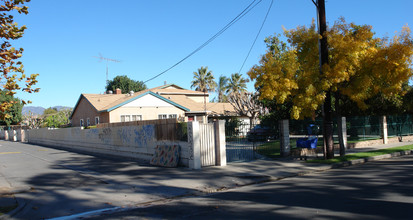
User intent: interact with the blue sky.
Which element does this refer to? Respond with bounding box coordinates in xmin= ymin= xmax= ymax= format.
xmin=13 ymin=0 xmax=413 ymax=108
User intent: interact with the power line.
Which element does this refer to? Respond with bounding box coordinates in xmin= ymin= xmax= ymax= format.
xmin=144 ymin=0 xmax=262 ymax=84
xmin=238 ymin=0 xmax=274 ymax=74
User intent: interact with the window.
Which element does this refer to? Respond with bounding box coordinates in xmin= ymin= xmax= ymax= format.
xmin=121 ymin=115 xmax=131 ymax=122
xmin=80 ymin=119 xmax=84 ymax=127
xmin=168 ymin=114 xmax=177 ymax=119
xmin=87 ymin=118 xmax=90 ymax=127
xmin=132 ymin=115 xmax=142 ymax=121
xmin=121 ymin=115 xmax=141 ymax=122
xmin=158 ymin=114 xmax=167 ymax=119
xmin=187 ymin=116 xmax=194 ymax=121
xmin=95 ymin=116 xmax=100 ymax=125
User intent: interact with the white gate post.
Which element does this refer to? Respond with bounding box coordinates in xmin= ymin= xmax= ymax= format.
xmin=381 ymin=116 xmax=388 ymax=144
xmin=279 ymin=119 xmax=290 ymax=157
xmin=338 ymin=116 xmax=347 ymax=156
xmin=214 ymin=120 xmax=226 ymax=166
xmin=4 ymin=130 xmax=9 ymax=141
xmin=12 ymin=130 xmax=17 ymax=141
xmin=188 ymin=121 xmax=201 ymax=169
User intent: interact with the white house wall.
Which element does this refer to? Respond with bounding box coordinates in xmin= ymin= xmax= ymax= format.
xmin=123 ymin=94 xmax=174 ymax=107
xmin=109 ymin=94 xmax=186 ymax=122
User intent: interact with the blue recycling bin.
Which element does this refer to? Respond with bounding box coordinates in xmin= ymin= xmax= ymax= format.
xmin=296 ymin=136 xmax=318 ymax=149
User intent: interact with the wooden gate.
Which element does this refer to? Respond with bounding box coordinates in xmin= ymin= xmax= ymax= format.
xmin=199 ymin=123 xmax=216 ymax=166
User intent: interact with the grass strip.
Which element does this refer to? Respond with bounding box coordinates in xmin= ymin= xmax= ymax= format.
xmin=307 ymin=144 xmax=413 ymax=164
xmin=0 ymin=204 xmax=18 ymax=216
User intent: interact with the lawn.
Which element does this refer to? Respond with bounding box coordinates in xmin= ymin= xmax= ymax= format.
xmin=307 ymin=144 xmax=413 ymax=164
xmin=231 ymin=136 xmax=388 ymax=159
xmin=0 ymin=204 xmax=17 ymax=216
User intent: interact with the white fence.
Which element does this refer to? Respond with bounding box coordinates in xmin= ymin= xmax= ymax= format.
xmin=200 ymin=123 xmax=216 ymax=166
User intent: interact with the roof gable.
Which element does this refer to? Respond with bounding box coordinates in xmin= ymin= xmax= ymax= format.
xmin=105 ymin=91 xmax=190 ymax=112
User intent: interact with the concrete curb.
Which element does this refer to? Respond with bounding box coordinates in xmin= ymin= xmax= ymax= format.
xmin=331 ymin=149 xmax=413 ymax=169
xmin=0 ymin=186 xmax=31 ymax=196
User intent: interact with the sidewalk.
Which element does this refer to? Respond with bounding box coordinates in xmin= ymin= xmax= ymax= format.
xmin=0 ymin=139 xmax=412 ymax=219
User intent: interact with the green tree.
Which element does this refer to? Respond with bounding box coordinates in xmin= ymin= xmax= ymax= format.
xmin=403 ymin=85 xmax=413 ymax=114
xmin=0 ymin=0 xmax=39 ymax=121
xmin=42 ymin=108 xmax=72 ymax=128
xmin=216 ymin=75 xmax=229 ymax=102
xmin=248 ymin=18 xmax=413 ymax=158
xmin=249 ymin=18 xmax=413 ymax=120
xmin=190 ymin=66 xmax=217 ymax=93
xmin=0 ymin=91 xmax=23 ymax=127
xmin=105 ymin=75 xmax=147 ymax=94
xmin=226 ymin=73 xmax=248 ymax=95
xmin=43 ymin=107 xmax=58 ymax=116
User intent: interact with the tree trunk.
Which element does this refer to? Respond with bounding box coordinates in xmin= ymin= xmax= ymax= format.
xmin=323 ymin=91 xmax=334 ymax=159
xmin=249 ymin=117 xmax=254 ymax=129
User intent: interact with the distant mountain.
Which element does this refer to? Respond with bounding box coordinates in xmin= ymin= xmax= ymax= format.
xmin=22 ymin=106 xmax=45 ymax=115
xmin=54 ymin=106 xmax=72 ymax=111
xmin=22 ymin=106 xmax=72 ymax=116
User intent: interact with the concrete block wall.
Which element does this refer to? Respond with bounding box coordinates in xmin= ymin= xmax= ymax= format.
xmin=27 ymin=125 xmax=190 ymax=167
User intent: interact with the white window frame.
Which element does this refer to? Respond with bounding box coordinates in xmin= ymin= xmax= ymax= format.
xmin=121 ymin=115 xmax=131 ymax=122
xmin=158 ymin=114 xmax=167 ymax=119
xmin=132 ymin=115 xmax=142 ymax=121
xmin=80 ymin=119 xmax=84 ymax=127
xmin=87 ymin=118 xmax=90 ymax=127
xmin=95 ymin=116 xmax=100 ymax=125
xmin=168 ymin=114 xmax=177 ymax=119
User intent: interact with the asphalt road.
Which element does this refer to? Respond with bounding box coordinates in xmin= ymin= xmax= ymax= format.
xmin=89 ymin=154 xmax=413 ymax=220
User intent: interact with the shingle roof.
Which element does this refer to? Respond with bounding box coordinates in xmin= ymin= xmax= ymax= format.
xmin=72 ymin=84 xmax=236 ymax=116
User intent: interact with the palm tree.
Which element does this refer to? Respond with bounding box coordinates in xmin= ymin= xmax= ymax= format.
xmin=217 ymin=75 xmax=229 ymax=102
xmin=226 ymin=73 xmax=248 ymax=95
xmin=190 ymin=66 xmax=217 ymax=93
xmin=191 ymin=66 xmax=217 ymax=113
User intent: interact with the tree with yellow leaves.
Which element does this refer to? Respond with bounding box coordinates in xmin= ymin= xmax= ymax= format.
xmin=248 ymin=18 xmax=413 ymax=157
xmin=0 ymin=0 xmax=39 ymax=121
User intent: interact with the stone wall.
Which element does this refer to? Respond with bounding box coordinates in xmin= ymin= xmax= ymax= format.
xmin=346 ymin=135 xmax=413 ymax=149
xmin=27 ymin=125 xmax=190 ymax=166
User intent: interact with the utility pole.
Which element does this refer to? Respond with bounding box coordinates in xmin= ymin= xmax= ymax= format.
xmin=314 ymin=0 xmax=334 ymax=159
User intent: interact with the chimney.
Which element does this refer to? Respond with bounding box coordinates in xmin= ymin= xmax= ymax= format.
xmin=115 ymin=88 xmax=122 ymax=94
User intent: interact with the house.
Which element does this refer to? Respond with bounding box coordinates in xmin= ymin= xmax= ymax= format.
xmin=70 ymin=84 xmax=237 ymax=127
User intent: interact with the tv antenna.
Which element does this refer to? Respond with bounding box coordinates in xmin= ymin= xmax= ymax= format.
xmin=93 ymin=53 xmax=121 ymax=83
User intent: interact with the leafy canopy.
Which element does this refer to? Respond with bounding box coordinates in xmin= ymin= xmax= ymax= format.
xmin=191 ymin=66 xmax=217 ymax=92
xmin=248 ymin=18 xmax=413 ymax=119
xmin=226 ymin=73 xmax=249 ymax=95
xmin=105 ymin=75 xmax=147 ymax=94
xmin=42 ymin=108 xmax=72 ymax=128
xmin=0 ymin=0 xmax=39 ymax=120
xmin=0 ymin=90 xmax=23 ymax=126
xmin=216 ymin=75 xmax=229 ymax=102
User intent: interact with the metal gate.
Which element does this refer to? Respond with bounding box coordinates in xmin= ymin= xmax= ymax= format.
xmin=200 ymin=123 xmax=216 ymax=166
xmin=225 ymin=122 xmax=279 ymax=162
